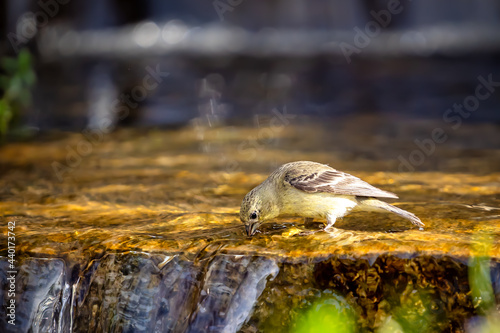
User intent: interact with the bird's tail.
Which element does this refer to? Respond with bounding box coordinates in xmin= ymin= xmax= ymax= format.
xmin=356 ymin=198 xmax=424 ymax=228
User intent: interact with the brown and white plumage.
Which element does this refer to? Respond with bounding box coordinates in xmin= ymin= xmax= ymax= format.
xmin=240 ymin=161 xmax=423 ymax=236
xmin=283 ymin=163 xmax=397 ymax=198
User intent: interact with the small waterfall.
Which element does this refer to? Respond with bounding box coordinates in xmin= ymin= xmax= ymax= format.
xmin=1 ymin=251 xmax=279 ymax=332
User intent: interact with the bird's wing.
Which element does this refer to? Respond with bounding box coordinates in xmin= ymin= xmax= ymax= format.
xmin=284 ymin=167 xmax=398 ymax=199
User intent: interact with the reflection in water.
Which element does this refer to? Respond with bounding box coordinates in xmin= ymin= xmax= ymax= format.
xmin=0 ymin=119 xmax=499 ymax=331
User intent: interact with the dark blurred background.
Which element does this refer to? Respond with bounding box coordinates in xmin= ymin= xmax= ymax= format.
xmin=1 ymin=0 xmax=500 ymax=133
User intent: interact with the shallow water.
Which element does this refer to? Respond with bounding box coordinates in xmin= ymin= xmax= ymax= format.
xmin=0 ymin=116 xmax=499 ymax=332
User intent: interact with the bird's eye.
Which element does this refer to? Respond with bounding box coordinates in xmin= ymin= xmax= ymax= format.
xmin=250 ymin=212 xmax=258 ymax=220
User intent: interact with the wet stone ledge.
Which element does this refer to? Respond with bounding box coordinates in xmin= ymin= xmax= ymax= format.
xmin=0 ymin=252 xmax=499 ymax=332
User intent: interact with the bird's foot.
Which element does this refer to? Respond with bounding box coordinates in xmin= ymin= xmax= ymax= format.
xmin=322 ymin=224 xmax=344 ymax=235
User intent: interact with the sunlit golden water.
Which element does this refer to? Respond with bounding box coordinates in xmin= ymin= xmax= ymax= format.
xmin=0 ymin=116 xmax=499 ymax=332
xmin=1 ymin=119 xmax=499 ymax=260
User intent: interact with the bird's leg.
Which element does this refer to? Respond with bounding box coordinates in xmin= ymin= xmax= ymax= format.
xmin=324 ymin=214 xmax=337 ymax=231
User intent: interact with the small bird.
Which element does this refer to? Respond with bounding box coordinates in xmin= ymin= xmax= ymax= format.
xmin=240 ymin=161 xmax=424 ymax=236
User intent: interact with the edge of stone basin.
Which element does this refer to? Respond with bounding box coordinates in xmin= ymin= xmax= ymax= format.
xmin=3 ymin=226 xmax=499 ymax=270
xmin=5 ymin=247 xmax=492 ymax=267
xmin=2 ymin=240 xmax=499 ymax=332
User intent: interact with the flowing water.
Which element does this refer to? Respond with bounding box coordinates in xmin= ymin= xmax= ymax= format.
xmin=0 ymin=116 xmax=499 ymax=332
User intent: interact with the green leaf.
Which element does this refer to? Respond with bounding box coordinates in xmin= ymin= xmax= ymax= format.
xmin=5 ymin=74 xmax=23 ymax=100
xmin=18 ymin=49 xmax=32 ymax=75
xmin=23 ymin=70 xmax=36 ymax=86
xmin=0 ymin=99 xmax=13 ymax=137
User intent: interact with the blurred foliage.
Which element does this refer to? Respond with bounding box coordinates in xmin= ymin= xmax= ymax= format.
xmin=468 ymin=232 xmax=498 ymax=333
xmin=377 ymin=316 xmax=404 ymax=333
xmin=377 ymin=289 xmax=441 ymax=333
xmin=291 ymin=292 xmax=357 ymax=333
xmin=0 ymin=49 xmax=36 ymax=141
xmin=469 ymin=232 xmax=495 ymax=314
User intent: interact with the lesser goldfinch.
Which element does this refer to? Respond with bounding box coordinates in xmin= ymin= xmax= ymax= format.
xmin=240 ymin=161 xmax=424 ymax=236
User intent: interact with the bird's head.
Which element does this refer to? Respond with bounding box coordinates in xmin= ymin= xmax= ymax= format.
xmin=240 ymin=187 xmax=263 ymax=236
xmin=240 ymin=185 xmax=279 ymax=236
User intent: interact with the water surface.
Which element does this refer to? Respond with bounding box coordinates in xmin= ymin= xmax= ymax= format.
xmin=0 ymin=117 xmax=499 ymax=332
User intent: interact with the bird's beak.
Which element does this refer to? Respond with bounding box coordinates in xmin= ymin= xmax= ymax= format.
xmin=245 ymin=223 xmax=258 ymax=237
